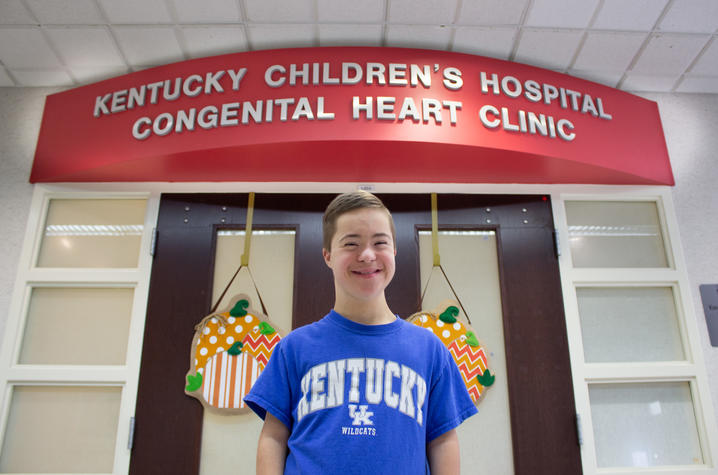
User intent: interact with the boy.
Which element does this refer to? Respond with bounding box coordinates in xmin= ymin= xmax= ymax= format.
xmin=244 ymin=191 xmax=477 ymax=474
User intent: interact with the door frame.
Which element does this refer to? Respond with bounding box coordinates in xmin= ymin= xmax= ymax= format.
xmin=130 ymin=192 xmax=581 ymax=475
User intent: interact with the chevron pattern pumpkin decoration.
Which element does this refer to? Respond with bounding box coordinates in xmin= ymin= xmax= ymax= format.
xmin=408 ymin=300 xmax=494 ymax=405
xmin=185 ymin=295 xmax=283 ymax=414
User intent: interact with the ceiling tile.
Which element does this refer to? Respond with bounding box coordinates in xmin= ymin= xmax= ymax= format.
xmin=0 ymin=0 xmax=37 ymax=24
xmin=45 ymin=27 xmax=125 ymax=68
xmin=244 ymin=0 xmax=315 ymax=23
xmin=622 ymin=73 xmax=679 ymax=92
xmin=457 ymin=0 xmax=529 ymax=26
xmin=573 ymin=31 xmax=646 ymax=72
xmin=98 ymin=0 xmax=173 ymax=24
xmin=112 ymin=26 xmax=184 ymax=67
xmin=676 ymin=76 xmax=718 ymax=94
xmin=318 ymin=24 xmax=383 ymax=46
xmin=179 ymin=26 xmax=248 ymax=57
xmin=388 ymin=0 xmax=458 ymax=25
xmin=659 ymin=0 xmax=718 ymax=33
xmin=317 ymin=0 xmax=385 ymax=23
xmin=514 ymin=29 xmax=583 ymax=70
xmin=71 ymin=65 xmax=130 ymax=84
xmin=170 ymin=0 xmax=242 ymax=23
xmin=11 ymin=68 xmax=74 ymax=86
xmin=632 ymin=33 xmax=709 ymax=76
xmin=25 ymin=0 xmax=104 ymax=24
xmin=0 ymin=28 xmax=62 ymax=69
xmin=567 ymin=68 xmax=624 ymax=88
xmin=385 ymin=24 xmax=453 ymax=49
xmin=452 ymin=26 xmax=517 ymax=59
xmin=248 ymin=24 xmax=316 ymax=50
xmin=525 ymin=0 xmax=599 ymax=29
xmin=0 ymin=67 xmax=15 ymax=86
xmin=592 ymin=0 xmax=668 ymax=32
xmin=691 ymin=39 xmax=718 ymax=75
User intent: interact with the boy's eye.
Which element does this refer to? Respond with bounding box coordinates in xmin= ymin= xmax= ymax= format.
xmin=344 ymin=242 xmax=358 ymax=247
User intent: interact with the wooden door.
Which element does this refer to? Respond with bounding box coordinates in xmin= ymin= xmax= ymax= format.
xmin=129 ymin=193 xmax=581 ymax=475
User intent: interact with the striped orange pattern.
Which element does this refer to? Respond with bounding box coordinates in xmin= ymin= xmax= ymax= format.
xmin=201 ymin=350 xmax=261 ymax=410
xmin=448 ymin=339 xmax=488 ymax=403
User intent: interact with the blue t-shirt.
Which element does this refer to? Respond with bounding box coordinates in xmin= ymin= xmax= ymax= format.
xmin=244 ymin=310 xmax=477 ymax=474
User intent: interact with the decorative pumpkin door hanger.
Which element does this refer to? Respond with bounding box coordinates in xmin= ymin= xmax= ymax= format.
xmin=409 ymin=193 xmax=496 ymax=405
xmin=184 ymin=193 xmax=284 ymax=414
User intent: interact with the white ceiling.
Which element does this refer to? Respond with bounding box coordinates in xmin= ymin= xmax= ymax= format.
xmin=0 ymin=0 xmax=716 ymax=93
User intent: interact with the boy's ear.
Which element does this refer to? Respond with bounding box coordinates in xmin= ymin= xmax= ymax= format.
xmin=322 ymin=248 xmax=332 ymax=268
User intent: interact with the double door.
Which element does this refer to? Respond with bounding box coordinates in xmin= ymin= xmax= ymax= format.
xmin=129 ymin=193 xmax=581 ymax=474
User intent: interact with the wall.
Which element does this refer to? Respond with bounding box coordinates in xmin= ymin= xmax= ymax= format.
xmin=1 ymin=87 xmax=717 ymax=417
xmin=645 ymin=92 xmax=718 ymax=420
xmin=0 ymin=87 xmax=54 ymax=340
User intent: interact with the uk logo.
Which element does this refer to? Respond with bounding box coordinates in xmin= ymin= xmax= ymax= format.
xmin=348 ymin=404 xmax=374 ymax=426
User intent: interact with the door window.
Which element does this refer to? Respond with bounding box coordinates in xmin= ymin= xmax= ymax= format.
xmin=0 ymin=386 xmax=122 ymax=473
xmin=0 ymin=193 xmax=154 ymax=475
xmin=37 ymin=199 xmax=147 ymax=268
xmin=560 ymin=196 xmax=713 ymax=474
xmin=418 ymin=230 xmax=514 ymax=474
xmin=199 ymin=229 xmax=295 ymax=475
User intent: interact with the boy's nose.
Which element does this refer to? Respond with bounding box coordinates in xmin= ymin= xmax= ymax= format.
xmin=358 ymin=246 xmax=376 ymax=261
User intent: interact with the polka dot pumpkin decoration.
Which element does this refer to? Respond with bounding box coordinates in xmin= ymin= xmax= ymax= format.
xmin=185 ymin=296 xmax=283 ymax=414
xmin=408 ymin=300 xmax=495 ymax=405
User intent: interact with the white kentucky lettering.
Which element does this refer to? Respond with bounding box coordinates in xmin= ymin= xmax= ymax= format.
xmin=326 ymin=359 xmax=346 ymax=408
xmin=297 ymin=372 xmax=311 ymax=422
xmin=399 ymin=365 xmax=418 ymax=419
xmin=384 ymin=361 xmax=401 ymax=409
xmin=348 ymin=404 xmax=374 ymax=426
xmin=297 ymin=358 xmax=428 ymax=426
xmin=346 ymin=358 xmax=365 ymax=403
xmin=309 ymin=363 xmax=327 ymax=412
xmin=365 ymin=358 xmax=384 ymax=404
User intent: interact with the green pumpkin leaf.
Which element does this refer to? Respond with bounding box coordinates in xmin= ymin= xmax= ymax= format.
xmin=477 ymin=369 xmax=495 ymax=387
xmin=228 ymin=341 xmax=243 ymax=356
xmin=185 ymin=372 xmax=203 ymax=392
xmin=230 ymin=299 xmax=249 ymax=317
xmin=259 ymin=321 xmax=276 ymax=335
xmin=439 ymin=306 xmax=459 ymax=324
xmin=465 ymin=331 xmax=480 ymax=347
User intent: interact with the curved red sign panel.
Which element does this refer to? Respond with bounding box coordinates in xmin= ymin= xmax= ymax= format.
xmin=30 ymin=47 xmax=673 ymax=185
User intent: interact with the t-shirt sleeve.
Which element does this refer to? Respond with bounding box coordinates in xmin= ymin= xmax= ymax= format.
xmin=243 ymin=339 xmax=294 ymax=430
xmin=425 ymin=344 xmax=478 ymax=442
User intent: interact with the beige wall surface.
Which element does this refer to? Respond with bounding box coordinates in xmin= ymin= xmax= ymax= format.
xmin=0 ymin=87 xmax=55 ymax=340
xmin=1 ymin=87 xmax=717 ymax=422
xmin=645 ymin=92 xmax=718 ymax=422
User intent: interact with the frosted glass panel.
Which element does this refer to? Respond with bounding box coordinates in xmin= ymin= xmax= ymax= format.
xmin=565 ymin=201 xmax=668 ymax=268
xmin=589 ymin=382 xmax=703 ymax=467
xmin=19 ymin=287 xmax=133 ymax=365
xmin=577 ymin=287 xmax=685 ymax=363
xmin=200 ymin=229 xmax=295 ymax=475
xmin=418 ymin=230 xmax=514 ymax=475
xmin=37 ymin=199 xmax=146 ymax=268
xmin=0 ymin=386 xmax=121 ymax=473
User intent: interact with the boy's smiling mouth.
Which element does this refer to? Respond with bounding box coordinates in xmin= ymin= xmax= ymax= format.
xmin=352 ymin=268 xmax=381 ymax=276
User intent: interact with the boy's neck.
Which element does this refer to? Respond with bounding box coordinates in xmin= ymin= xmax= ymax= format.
xmin=333 ymin=296 xmax=396 ymax=326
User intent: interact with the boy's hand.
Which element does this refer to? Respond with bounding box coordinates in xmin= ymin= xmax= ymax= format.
xmin=427 ymin=429 xmax=460 ymax=475
xmin=256 ymin=412 xmax=289 ymax=475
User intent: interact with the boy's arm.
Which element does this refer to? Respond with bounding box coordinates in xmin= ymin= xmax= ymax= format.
xmin=256 ymin=412 xmax=289 ymax=475
xmin=427 ymin=429 xmax=460 ymax=475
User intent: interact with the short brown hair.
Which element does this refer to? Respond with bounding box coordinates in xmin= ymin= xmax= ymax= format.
xmin=323 ymin=191 xmax=396 ymax=250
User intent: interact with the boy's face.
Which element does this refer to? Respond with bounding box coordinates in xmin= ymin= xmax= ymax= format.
xmin=322 ymin=208 xmax=396 ymax=306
